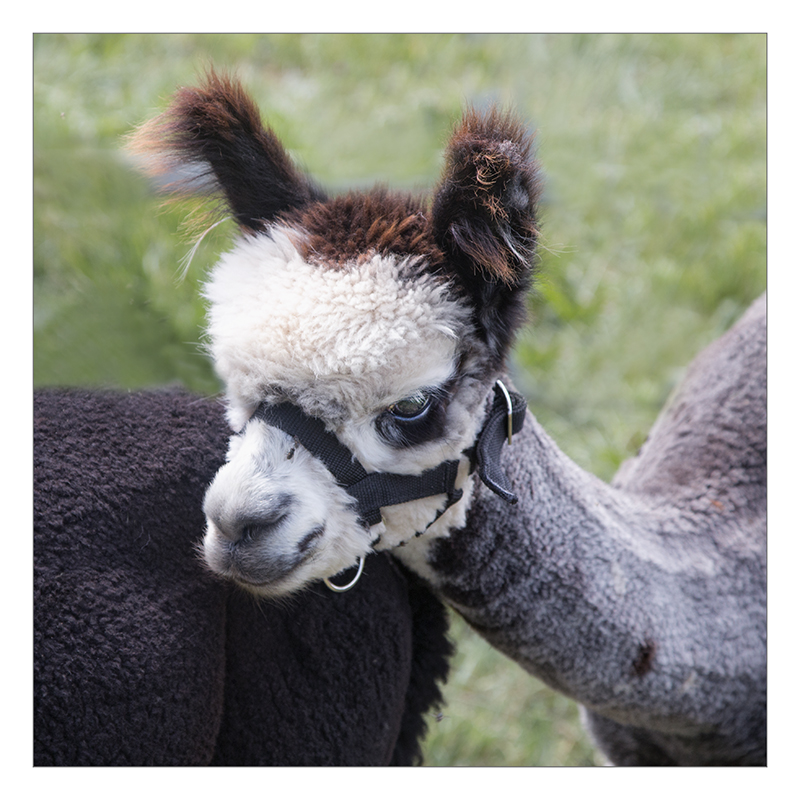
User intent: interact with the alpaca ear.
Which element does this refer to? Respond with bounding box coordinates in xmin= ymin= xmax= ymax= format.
xmin=431 ymin=108 xmax=540 ymax=362
xmin=128 ymin=70 xmax=325 ymax=231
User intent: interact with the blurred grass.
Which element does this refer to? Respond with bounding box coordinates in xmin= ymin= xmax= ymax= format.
xmin=33 ymin=33 xmax=766 ymax=766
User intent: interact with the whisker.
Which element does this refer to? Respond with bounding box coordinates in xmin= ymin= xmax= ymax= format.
xmin=177 ymin=216 xmax=232 ymax=281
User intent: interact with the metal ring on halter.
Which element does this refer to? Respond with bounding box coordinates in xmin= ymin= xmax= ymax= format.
xmin=495 ymin=380 xmax=514 ymax=446
xmin=323 ymin=556 xmax=365 ymax=593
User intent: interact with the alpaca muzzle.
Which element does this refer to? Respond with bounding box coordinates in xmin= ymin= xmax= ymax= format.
xmin=253 ymin=381 xmax=527 ymax=590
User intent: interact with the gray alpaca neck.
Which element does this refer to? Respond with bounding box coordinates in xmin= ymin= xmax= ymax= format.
xmin=418 ymin=295 xmax=766 ymax=765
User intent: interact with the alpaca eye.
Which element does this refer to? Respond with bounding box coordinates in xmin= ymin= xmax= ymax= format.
xmin=388 ymin=391 xmax=431 ymax=421
xmin=376 ymin=388 xmax=447 ymax=447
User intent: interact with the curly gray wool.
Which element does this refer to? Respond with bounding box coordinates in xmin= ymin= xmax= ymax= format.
xmin=431 ymin=294 xmax=766 ymax=765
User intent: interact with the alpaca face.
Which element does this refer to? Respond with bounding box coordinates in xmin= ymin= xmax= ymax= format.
xmin=200 ymin=228 xmax=492 ymax=596
xmin=131 ymin=71 xmax=539 ymax=597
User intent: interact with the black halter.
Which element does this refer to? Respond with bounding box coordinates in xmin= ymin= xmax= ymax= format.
xmin=253 ymin=381 xmax=527 ymax=530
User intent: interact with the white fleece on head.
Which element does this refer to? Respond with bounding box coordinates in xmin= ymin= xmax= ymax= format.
xmin=204 ymin=227 xmax=471 ymax=438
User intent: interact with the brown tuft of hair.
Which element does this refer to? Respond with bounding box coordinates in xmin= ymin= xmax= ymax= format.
xmin=432 ymin=107 xmax=540 ymax=285
xmin=429 ymin=107 xmax=541 ymax=362
xmin=287 ymin=188 xmax=445 ymax=270
xmin=127 ymin=69 xmax=324 ymax=232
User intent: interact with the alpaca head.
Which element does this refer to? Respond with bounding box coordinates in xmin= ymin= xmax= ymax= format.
xmin=132 ymin=71 xmax=539 ymax=597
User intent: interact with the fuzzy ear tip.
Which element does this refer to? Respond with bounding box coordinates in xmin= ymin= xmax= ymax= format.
xmin=433 ymin=105 xmax=540 ymax=268
xmin=443 ymin=106 xmax=540 ymax=202
xmin=456 ymin=106 xmax=536 ymax=158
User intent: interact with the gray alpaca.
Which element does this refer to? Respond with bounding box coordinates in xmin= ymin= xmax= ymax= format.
xmin=433 ymin=295 xmax=766 ymax=765
xmin=132 ymin=72 xmax=766 ymax=765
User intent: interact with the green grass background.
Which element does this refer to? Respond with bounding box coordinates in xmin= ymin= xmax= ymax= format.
xmin=33 ymin=33 xmax=766 ymax=766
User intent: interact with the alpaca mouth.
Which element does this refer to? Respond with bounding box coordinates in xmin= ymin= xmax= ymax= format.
xmin=298 ymin=524 xmax=325 ymax=554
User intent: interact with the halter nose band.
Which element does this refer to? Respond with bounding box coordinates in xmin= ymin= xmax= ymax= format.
xmin=253 ymin=381 xmax=527 ymax=524
xmin=253 ymin=401 xmax=464 ymax=528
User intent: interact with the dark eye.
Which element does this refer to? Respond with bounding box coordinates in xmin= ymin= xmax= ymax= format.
xmin=388 ymin=390 xmax=431 ymax=421
xmin=376 ymin=388 xmax=447 ymax=448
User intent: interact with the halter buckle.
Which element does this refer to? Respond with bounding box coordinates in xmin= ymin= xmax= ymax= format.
xmin=495 ymin=379 xmax=514 ymax=446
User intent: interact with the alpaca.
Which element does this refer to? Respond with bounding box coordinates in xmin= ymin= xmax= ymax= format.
xmin=34 ymin=389 xmax=450 ymax=766
xmin=131 ymin=72 xmax=766 ymax=766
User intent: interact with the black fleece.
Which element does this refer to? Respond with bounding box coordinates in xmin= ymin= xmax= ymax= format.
xmin=34 ymin=389 xmax=450 ymax=766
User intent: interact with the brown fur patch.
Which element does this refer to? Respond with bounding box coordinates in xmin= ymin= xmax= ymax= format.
xmin=285 ymin=188 xmax=446 ymax=270
xmin=633 ymin=639 xmax=656 ymax=677
xmin=127 ymin=69 xmax=324 ymax=233
xmin=433 ymin=107 xmax=540 ymax=285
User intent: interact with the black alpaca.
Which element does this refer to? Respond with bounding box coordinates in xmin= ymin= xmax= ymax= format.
xmin=34 ymin=389 xmax=451 ymax=765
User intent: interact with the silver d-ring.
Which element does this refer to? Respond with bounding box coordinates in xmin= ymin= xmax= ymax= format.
xmin=323 ymin=556 xmax=365 ymax=593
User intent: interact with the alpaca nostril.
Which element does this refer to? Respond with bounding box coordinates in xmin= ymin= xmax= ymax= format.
xmin=239 ymin=520 xmax=284 ymax=543
xmin=231 ymin=511 xmax=288 ymax=544
xmin=208 ymin=494 xmax=294 ymax=544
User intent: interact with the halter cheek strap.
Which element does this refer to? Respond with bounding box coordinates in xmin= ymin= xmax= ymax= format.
xmin=253 ymin=380 xmax=526 ymax=591
xmin=469 ymin=380 xmax=528 ymax=504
